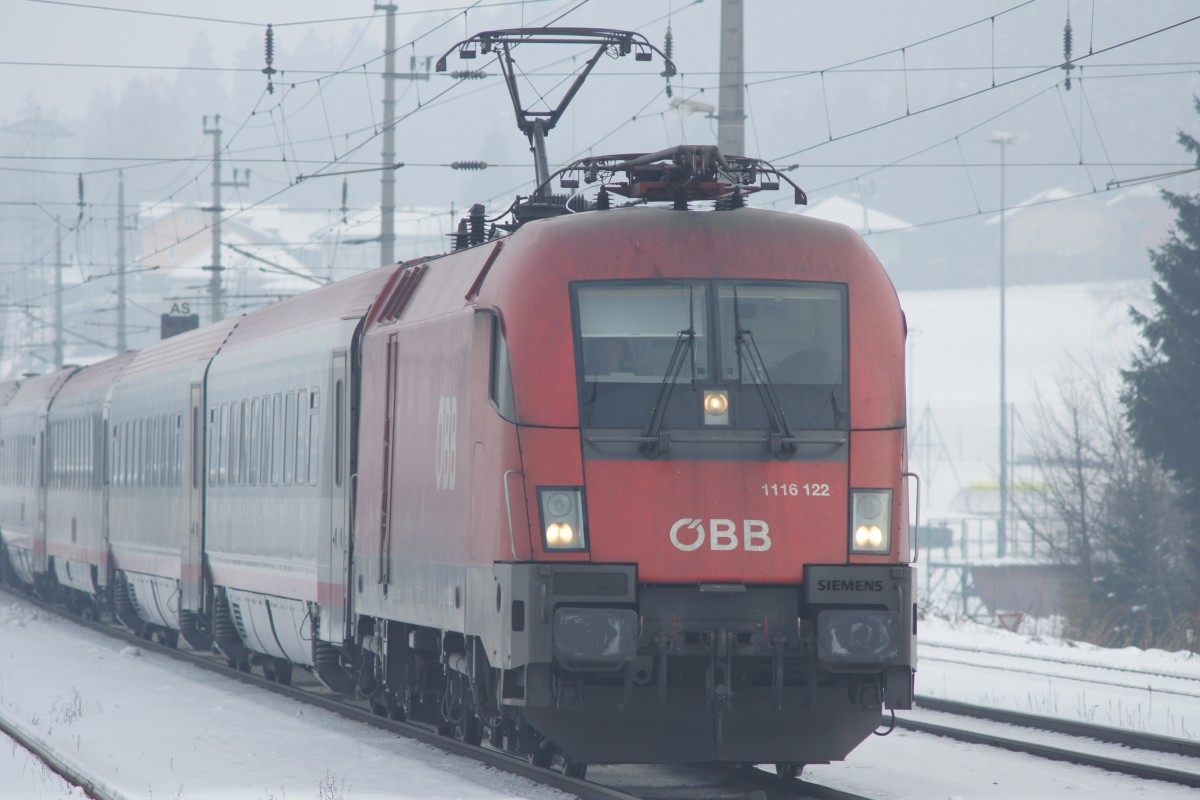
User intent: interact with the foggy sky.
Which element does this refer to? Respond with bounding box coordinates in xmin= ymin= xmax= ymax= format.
xmin=2 ymin=0 xmax=1199 ymax=369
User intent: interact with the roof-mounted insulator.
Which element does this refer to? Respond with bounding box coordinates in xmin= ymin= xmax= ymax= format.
xmin=1061 ymin=18 xmax=1074 ymax=91
xmin=469 ymin=203 xmax=487 ymax=246
xmin=716 ymin=188 xmax=744 ymax=211
xmin=263 ymin=24 xmax=278 ymax=95
xmin=451 ymin=161 xmax=489 ymax=171
xmin=454 ymin=218 xmax=469 ymax=251
xmin=662 ymin=27 xmax=674 ymax=98
xmin=596 ymin=186 xmax=611 ymax=210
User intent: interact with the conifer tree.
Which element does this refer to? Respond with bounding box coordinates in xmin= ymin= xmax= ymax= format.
xmin=1123 ymin=98 xmax=1200 ymax=526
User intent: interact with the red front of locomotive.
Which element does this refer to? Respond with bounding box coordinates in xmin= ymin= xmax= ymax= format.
xmin=477 ymin=206 xmax=915 ymax=765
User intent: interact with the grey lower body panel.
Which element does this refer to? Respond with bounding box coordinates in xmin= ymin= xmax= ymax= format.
xmin=524 ymin=685 xmax=879 ymax=763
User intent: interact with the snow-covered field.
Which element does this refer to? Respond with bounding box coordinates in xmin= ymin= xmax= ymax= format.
xmin=919 ymin=615 xmax=1200 ymax=740
xmin=900 ymin=279 xmax=1148 ymax=518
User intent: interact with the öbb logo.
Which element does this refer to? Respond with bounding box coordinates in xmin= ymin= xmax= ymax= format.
xmin=669 ymin=518 xmax=771 ymax=552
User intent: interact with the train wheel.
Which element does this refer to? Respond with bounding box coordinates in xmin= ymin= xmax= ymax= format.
xmin=386 ymin=691 xmax=407 ymax=722
xmin=78 ymin=599 xmax=99 ymax=622
xmin=454 ymin=713 xmax=483 ymax=746
xmin=529 ymin=743 xmax=553 ymax=769
xmin=560 ymin=757 xmax=587 ymax=780
xmin=775 ymin=762 xmax=802 ymax=781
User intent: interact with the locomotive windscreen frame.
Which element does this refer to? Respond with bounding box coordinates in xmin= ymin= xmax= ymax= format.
xmin=573 ymin=279 xmax=849 ymax=436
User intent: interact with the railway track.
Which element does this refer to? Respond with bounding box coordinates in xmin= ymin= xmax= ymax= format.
xmin=920 ymin=640 xmax=1200 ymax=684
xmin=11 ymin=584 xmax=1198 ymax=798
xmin=920 ymin=644 xmax=1200 ymax=702
xmin=899 ymin=698 xmax=1200 ymax=788
xmin=0 ymin=713 xmax=121 ymax=800
xmin=0 ymin=586 xmax=878 ymax=800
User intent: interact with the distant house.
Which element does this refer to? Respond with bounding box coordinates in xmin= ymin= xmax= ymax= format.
xmin=797 ymin=195 xmax=916 ymax=282
xmin=986 ymin=185 xmax=1171 ymax=284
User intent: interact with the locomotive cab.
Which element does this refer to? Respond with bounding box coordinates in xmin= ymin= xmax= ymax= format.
xmin=477 ymin=205 xmax=916 ymax=766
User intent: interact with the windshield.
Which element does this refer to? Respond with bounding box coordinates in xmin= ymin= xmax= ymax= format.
xmin=574 ymin=281 xmax=847 ymax=431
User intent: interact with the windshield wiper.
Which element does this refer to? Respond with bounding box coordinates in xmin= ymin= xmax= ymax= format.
xmin=640 ymin=326 xmax=694 ymax=457
xmin=732 ymin=288 xmax=796 ymax=456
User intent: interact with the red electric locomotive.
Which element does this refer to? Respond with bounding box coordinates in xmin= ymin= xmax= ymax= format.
xmin=342 ymin=29 xmax=915 ymax=775
xmin=348 ymin=146 xmax=915 ymax=775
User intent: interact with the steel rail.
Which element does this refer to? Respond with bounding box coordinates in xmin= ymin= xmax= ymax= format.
xmin=918 ymin=652 xmax=1200 ymax=700
xmin=911 ymin=695 xmax=1200 ymax=758
xmin=920 ymin=639 xmax=1200 ymax=684
xmin=897 ymin=704 xmax=1200 ymax=788
xmin=0 ymin=711 xmax=126 ymax=800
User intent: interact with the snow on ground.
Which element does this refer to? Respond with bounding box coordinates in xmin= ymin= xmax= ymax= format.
xmin=0 ymin=594 xmax=572 ymax=800
xmin=918 ymin=615 xmax=1200 ymax=741
xmin=3 ymin=588 xmax=1199 ymax=800
xmin=1 ymin=730 xmax=89 ymax=800
xmin=899 ymin=279 xmax=1149 ymax=518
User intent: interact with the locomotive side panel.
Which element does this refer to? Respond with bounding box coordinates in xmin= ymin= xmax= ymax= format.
xmin=354 ymin=244 xmax=504 ymax=634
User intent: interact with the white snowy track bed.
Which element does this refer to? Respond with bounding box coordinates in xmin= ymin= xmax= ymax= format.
xmin=5 ymin=588 xmax=1200 ymax=800
xmin=918 ymin=618 xmax=1200 ymax=741
xmin=800 ymin=726 xmax=1199 ymax=800
xmin=1 ymin=729 xmax=90 ymax=800
xmin=0 ymin=593 xmax=569 ymax=800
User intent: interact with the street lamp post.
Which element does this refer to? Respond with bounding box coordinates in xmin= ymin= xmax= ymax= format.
xmin=990 ymin=131 xmax=1015 ymax=559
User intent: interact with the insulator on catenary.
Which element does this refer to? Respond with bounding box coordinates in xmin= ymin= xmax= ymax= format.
xmin=263 ymin=24 xmax=278 ymax=94
xmin=451 ymin=70 xmax=487 ymax=80
xmin=451 ymin=161 xmax=489 ymax=171
xmin=1061 ymin=18 xmax=1074 ymax=91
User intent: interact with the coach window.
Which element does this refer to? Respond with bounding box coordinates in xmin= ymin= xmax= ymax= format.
xmin=334 ymin=380 xmax=344 ymax=487
xmin=218 ymin=404 xmax=229 ymax=485
xmin=173 ymin=414 xmax=182 ymax=487
xmin=272 ymin=393 xmax=283 ymax=484
xmin=234 ymin=403 xmax=242 ymax=484
xmin=488 ymin=313 xmax=516 ymax=422
xmin=262 ymin=395 xmax=273 ymax=484
xmin=295 ymin=389 xmax=308 ymax=485
xmin=124 ymin=422 xmax=132 ymax=487
xmin=307 ymin=389 xmax=319 ymax=485
xmin=248 ymin=397 xmax=259 ymax=485
xmin=237 ymin=400 xmax=249 ymax=486
xmin=152 ymin=416 xmax=162 ymax=487
xmin=208 ymin=409 xmax=218 ymax=485
xmin=283 ymin=391 xmax=295 ymax=484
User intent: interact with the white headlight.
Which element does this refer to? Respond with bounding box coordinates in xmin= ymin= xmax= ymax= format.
xmin=539 ymin=487 xmax=588 ymax=551
xmin=850 ymin=489 xmax=892 ymax=554
xmin=545 ymin=522 xmax=576 ymax=546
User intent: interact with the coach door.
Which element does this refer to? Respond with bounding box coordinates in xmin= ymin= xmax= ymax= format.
xmin=323 ymin=351 xmax=351 ymax=643
xmin=181 ymin=382 xmax=205 ymax=613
